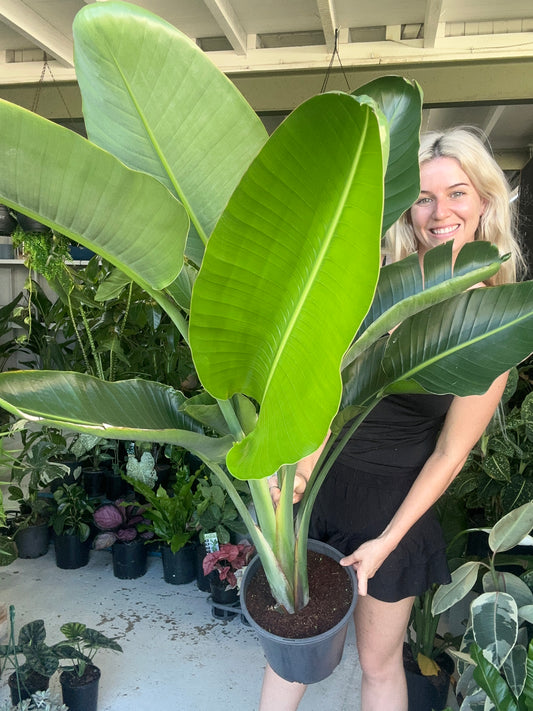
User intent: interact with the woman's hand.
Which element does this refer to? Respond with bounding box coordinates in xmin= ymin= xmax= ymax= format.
xmin=268 ymin=470 xmax=308 ymax=507
xmin=340 ymin=537 xmax=395 ymax=597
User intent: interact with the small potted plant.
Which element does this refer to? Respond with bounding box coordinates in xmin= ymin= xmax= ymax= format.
xmin=49 ymin=482 xmax=96 ymax=569
xmin=54 ymin=622 xmax=122 ymax=711
xmin=126 ymin=465 xmax=199 ymax=585
xmin=202 ymin=542 xmax=255 ymax=618
xmin=69 ymin=434 xmax=116 ymax=498
xmin=0 ymin=608 xmax=61 ymax=705
xmin=92 ymin=499 xmax=153 ymax=579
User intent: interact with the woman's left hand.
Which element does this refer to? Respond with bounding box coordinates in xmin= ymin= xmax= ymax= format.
xmin=340 ymin=537 xmax=394 ymax=597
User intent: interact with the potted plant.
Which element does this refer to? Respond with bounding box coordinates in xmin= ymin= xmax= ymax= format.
xmin=1 ymin=1 xmax=533 ymax=684
xmin=92 ymin=498 xmax=153 ymax=579
xmin=126 ymin=466 xmax=199 ymax=585
xmin=0 ymin=608 xmax=61 ymax=705
xmin=54 ymin=622 xmax=122 ymax=711
xmin=202 ymin=541 xmax=255 ymax=618
xmin=69 ymin=434 xmax=116 ymax=498
xmin=48 ymin=482 xmax=96 ymax=569
xmin=431 ymin=501 xmax=533 ymax=710
xmin=191 ymin=471 xmax=251 ymax=590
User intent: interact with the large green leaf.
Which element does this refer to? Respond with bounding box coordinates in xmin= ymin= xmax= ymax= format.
xmin=190 ymin=92 xmax=385 ymax=480
xmin=0 ymin=372 xmax=232 ymax=463
xmin=74 ymin=1 xmax=267 ymax=262
xmin=0 ymin=100 xmax=188 ymax=290
xmin=385 ymin=283 xmax=533 ymax=395
xmin=353 ymin=76 xmax=423 ymax=234
xmin=342 ymin=241 xmax=505 ymax=370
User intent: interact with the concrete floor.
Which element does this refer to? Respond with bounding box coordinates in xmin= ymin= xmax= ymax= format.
xmin=0 ymin=547 xmax=362 ymax=711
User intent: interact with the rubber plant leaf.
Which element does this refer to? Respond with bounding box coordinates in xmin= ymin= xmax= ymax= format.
xmin=0 ymin=372 xmax=233 ymax=464
xmin=0 ymin=100 xmax=188 ymax=291
xmin=189 ymin=91 xmax=385 ymax=481
xmin=353 ymin=76 xmax=423 ymax=234
xmin=73 ymin=0 xmax=267 ymax=264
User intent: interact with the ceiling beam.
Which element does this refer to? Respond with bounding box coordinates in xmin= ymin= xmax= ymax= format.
xmin=316 ymin=0 xmax=337 ymax=52
xmin=202 ymin=0 xmax=247 ymax=56
xmin=423 ymin=0 xmax=445 ymax=48
xmin=0 ymin=0 xmax=74 ymax=68
xmin=482 ymin=105 xmax=506 ymax=140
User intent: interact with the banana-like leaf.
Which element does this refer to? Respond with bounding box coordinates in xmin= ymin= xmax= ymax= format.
xmin=342 ymin=241 xmax=505 ymax=369
xmin=0 ymin=372 xmax=232 ymax=463
xmin=489 ymin=501 xmax=533 ymax=553
xmin=74 ymin=1 xmax=267 ymax=261
xmin=471 ymin=592 xmax=518 ymax=669
xmin=190 ymin=92 xmax=385 ymax=481
xmin=353 ymin=76 xmax=423 ymax=234
xmin=0 ymin=100 xmax=188 ymax=291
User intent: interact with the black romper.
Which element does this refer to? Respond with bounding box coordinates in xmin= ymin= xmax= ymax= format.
xmin=309 ymin=393 xmax=454 ymax=602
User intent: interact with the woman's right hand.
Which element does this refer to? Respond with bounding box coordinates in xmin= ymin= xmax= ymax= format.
xmin=268 ymin=470 xmax=309 ymax=507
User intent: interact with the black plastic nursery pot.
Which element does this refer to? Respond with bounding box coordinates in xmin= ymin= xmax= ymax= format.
xmin=112 ymin=539 xmax=147 ymax=579
xmin=240 ymin=539 xmax=357 ymax=684
xmin=8 ymin=671 xmax=49 ymax=705
xmin=209 ymin=576 xmax=240 ymax=619
xmin=161 ymin=543 xmax=196 ymax=584
xmin=14 ymin=522 xmax=50 ymax=559
xmin=195 ymin=542 xmax=211 ymax=592
xmin=82 ymin=467 xmax=106 ymax=498
xmin=54 ymin=533 xmax=91 ymax=569
xmin=60 ymin=665 xmax=101 ymax=711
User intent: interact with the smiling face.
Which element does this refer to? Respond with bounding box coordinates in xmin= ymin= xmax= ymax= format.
xmin=410 ymin=156 xmax=487 ymax=260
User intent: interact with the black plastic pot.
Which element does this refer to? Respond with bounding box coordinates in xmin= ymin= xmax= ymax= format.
xmin=0 ymin=204 xmax=16 ymax=236
xmin=8 ymin=671 xmax=49 ymax=704
xmin=105 ymin=471 xmax=128 ymax=500
xmin=240 ymin=539 xmax=357 ymax=684
xmin=54 ymin=533 xmax=91 ymax=569
xmin=210 ymin=576 xmax=239 ymax=619
xmin=112 ymin=539 xmax=147 ymax=579
xmin=14 ymin=522 xmax=50 ymax=558
xmin=195 ymin=542 xmax=211 ymax=592
xmin=404 ymin=644 xmax=453 ymax=711
xmin=60 ymin=665 xmax=101 ymax=711
xmin=161 ymin=543 xmax=196 ymax=584
xmin=82 ymin=467 xmax=105 ymax=498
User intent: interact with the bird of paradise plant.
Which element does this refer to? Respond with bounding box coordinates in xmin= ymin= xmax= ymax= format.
xmin=0 ymin=2 xmax=532 ymax=616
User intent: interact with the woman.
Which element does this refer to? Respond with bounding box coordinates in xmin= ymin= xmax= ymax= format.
xmin=260 ymin=127 xmax=525 ymax=711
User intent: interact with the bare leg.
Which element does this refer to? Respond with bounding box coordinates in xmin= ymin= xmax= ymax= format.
xmin=258 ymin=663 xmax=307 ymax=711
xmin=354 ymin=594 xmax=414 ymax=711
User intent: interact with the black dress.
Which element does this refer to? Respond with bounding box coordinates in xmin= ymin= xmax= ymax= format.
xmin=309 ymin=393 xmax=454 ymax=602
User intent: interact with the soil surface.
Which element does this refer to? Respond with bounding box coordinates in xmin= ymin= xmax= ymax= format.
xmin=244 ymin=550 xmax=354 ymax=639
xmin=60 ymin=664 xmax=101 ymax=687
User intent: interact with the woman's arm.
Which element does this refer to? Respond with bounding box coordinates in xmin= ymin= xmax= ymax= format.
xmin=340 ymin=371 xmax=509 ymax=596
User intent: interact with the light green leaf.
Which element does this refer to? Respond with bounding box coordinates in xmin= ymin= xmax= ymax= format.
xmin=0 ymin=101 xmax=188 ymax=291
xmin=74 ymin=1 xmax=267 ymax=259
xmin=190 ymin=92 xmax=384 ymax=480
xmin=502 ymin=645 xmax=527 ymax=699
xmin=0 ymin=371 xmax=232 ymax=463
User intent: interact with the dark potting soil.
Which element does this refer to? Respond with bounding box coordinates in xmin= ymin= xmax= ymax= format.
xmin=60 ymin=665 xmax=101 ymax=687
xmin=244 ymin=550 xmax=353 ymax=639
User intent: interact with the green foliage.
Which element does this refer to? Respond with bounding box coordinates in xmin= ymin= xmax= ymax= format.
xmin=432 ymin=502 xmax=533 ymax=709
xmin=127 ymin=467 xmax=198 ymax=553
xmin=450 ymin=378 xmax=533 ymax=525
xmin=54 ymin=622 xmax=122 ymax=679
xmin=48 ymin=482 xmax=95 ymax=542
xmin=191 ymin=471 xmax=251 ymax=544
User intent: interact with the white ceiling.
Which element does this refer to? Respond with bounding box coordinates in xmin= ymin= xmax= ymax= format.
xmin=0 ymin=0 xmax=532 ymax=175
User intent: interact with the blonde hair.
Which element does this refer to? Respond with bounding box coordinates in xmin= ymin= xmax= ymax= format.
xmin=383 ymin=127 xmax=524 ymax=285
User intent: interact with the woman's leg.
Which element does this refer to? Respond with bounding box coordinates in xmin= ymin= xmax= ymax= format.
xmin=258 ymin=663 xmax=307 ymax=711
xmin=354 ymin=594 xmax=414 ymax=711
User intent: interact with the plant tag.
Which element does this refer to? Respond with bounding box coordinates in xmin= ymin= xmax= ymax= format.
xmin=204 ymin=532 xmax=219 ymax=553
